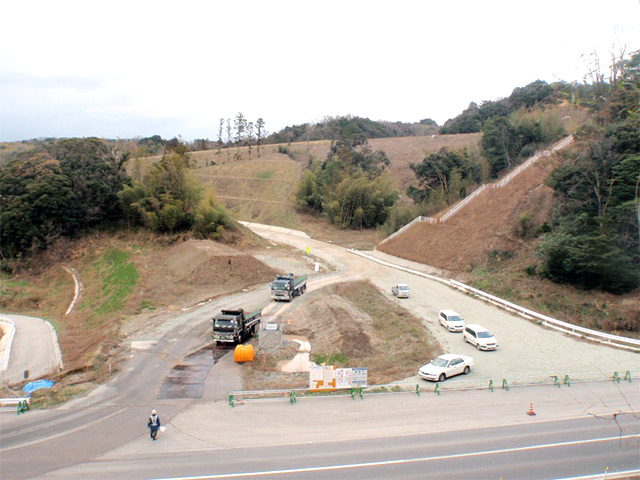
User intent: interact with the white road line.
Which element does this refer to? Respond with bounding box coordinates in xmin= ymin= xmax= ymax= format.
xmin=0 ymin=407 xmax=128 ymax=453
xmin=145 ymin=434 xmax=640 ymax=480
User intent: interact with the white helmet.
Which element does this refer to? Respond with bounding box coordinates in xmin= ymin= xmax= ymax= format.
xmin=151 ymin=409 xmax=157 ymax=415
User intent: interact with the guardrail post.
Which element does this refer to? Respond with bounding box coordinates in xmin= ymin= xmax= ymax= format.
xmin=228 ymin=394 xmax=234 ymax=407
xmin=624 ymin=371 xmax=632 ymax=383
xmin=17 ymin=400 xmax=29 ymax=415
xmin=415 ymin=384 xmax=420 ymax=396
xmin=435 ymin=383 xmax=440 ymax=396
xmin=488 ymin=380 xmax=494 ymax=392
xmin=613 ymin=371 xmax=621 ymax=383
xmin=552 ymin=375 xmax=561 ymax=388
xmin=289 ymin=391 xmax=296 ymax=404
xmin=563 ymin=375 xmax=571 ymax=387
xmin=502 ymin=379 xmax=509 ymax=391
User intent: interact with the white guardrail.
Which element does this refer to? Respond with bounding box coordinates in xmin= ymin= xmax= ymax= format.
xmin=350 ymin=250 xmax=640 ymax=352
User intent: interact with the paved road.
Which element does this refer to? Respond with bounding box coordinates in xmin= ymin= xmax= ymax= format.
xmin=245 ymin=224 xmax=639 ymax=383
xmin=14 ymin=382 xmax=640 ymax=479
xmin=1 ymin=227 xmax=639 ymax=480
xmin=0 ymin=314 xmax=62 ymax=385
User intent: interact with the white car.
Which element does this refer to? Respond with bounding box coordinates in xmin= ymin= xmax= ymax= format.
xmin=418 ymin=354 xmax=474 ymax=382
xmin=439 ymin=309 xmax=465 ymax=332
xmin=391 ymin=284 xmax=410 ymax=298
xmin=463 ymin=324 xmax=499 ymax=351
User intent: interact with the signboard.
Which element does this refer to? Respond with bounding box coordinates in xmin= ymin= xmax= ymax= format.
xmin=309 ymin=366 xmax=367 ymax=390
xmin=351 ymin=368 xmax=368 ymax=387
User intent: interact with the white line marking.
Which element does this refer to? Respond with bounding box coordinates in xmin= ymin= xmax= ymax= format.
xmin=144 ymin=434 xmax=640 ymax=480
xmin=0 ymin=407 xmax=128 ymax=453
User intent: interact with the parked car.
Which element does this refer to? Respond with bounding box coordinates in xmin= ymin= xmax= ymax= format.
xmin=391 ymin=284 xmax=410 ymax=298
xmin=439 ymin=309 xmax=465 ymax=332
xmin=418 ymin=354 xmax=474 ymax=382
xmin=463 ymin=324 xmax=499 ymax=351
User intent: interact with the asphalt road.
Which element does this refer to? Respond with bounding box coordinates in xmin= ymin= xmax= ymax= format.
xmin=1 ymin=225 xmax=638 ymax=480
xmin=1 ymin=314 xmax=61 ymax=385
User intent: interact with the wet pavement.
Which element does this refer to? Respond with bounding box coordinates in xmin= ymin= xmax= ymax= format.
xmin=157 ymin=343 xmax=233 ymax=399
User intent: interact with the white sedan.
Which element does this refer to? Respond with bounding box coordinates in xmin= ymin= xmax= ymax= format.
xmin=418 ymin=354 xmax=474 ymax=382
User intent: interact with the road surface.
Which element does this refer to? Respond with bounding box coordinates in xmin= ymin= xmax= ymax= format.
xmin=1 ymin=226 xmax=638 ymax=480
xmin=0 ymin=314 xmax=62 ymax=385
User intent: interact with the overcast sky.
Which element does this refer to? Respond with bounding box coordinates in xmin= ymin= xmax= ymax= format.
xmin=1 ymin=0 xmax=638 ymax=142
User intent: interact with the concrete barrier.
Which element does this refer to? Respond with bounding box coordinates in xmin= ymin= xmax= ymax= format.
xmin=0 ymin=316 xmax=16 ymax=372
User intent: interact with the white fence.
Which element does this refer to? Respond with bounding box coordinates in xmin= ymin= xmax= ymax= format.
xmin=449 ymin=280 xmax=640 ymax=352
xmin=439 ymin=183 xmax=488 ymax=222
xmin=381 ymin=135 xmax=576 ymax=243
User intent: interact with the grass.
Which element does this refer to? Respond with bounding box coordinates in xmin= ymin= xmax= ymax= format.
xmin=93 ymin=249 xmax=139 ymax=317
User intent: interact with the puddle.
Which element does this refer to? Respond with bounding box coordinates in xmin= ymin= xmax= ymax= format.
xmin=157 ymin=343 xmax=233 ymax=399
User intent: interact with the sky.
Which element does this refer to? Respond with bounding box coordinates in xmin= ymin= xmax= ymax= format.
xmin=1 ymin=0 xmax=638 ymax=142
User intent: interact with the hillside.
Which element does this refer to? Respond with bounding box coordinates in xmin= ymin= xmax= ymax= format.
xmin=131 ymin=133 xmax=482 ymax=237
xmin=378 ymin=155 xmax=555 ymax=272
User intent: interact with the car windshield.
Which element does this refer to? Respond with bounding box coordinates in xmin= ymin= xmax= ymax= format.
xmin=448 ymin=316 xmax=462 ymax=322
xmin=431 ymin=357 xmax=449 ymax=367
xmin=478 ymin=331 xmax=493 ymax=338
xmin=398 ymin=285 xmax=409 ymax=291
xmin=272 ymin=281 xmax=289 ymax=290
xmin=214 ymin=319 xmax=235 ymax=331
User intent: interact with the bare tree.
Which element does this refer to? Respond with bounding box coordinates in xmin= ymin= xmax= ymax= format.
xmin=226 ymin=118 xmax=232 ymax=161
xmin=246 ymin=121 xmax=254 ymax=158
xmin=218 ymin=118 xmax=224 ymax=157
xmin=234 ymin=112 xmax=247 ymax=155
xmin=256 ymin=118 xmax=266 ymax=157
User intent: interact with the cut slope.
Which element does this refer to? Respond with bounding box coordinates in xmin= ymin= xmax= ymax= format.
xmin=378 ymin=157 xmax=556 ymax=272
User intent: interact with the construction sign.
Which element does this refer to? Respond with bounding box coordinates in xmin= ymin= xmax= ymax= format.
xmin=309 ymin=365 xmax=367 ymax=391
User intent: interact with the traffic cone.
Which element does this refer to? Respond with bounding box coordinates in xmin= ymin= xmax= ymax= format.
xmin=527 ymin=403 xmax=536 ymax=416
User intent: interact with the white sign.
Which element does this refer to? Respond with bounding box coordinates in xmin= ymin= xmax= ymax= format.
xmin=309 ymin=366 xmax=367 ymax=390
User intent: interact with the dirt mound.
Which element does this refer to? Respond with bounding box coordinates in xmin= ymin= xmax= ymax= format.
xmin=138 ymin=239 xmax=278 ymax=310
xmin=285 ymin=292 xmax=379 ymax=358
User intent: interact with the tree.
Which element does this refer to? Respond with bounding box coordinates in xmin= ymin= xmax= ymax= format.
xmin=226 ymin=118 xmax=232 ymax=161
xmin=0 ymin=154 xmax=79 ymax=258
xmin=256 ymin=118 xmax=266 ymax=157
xmin=246 ymin=121 xmax=254 ymax=158
xmin=47 ymin=137 xmax=129 ymax=226
xmin=234 ymin=112 xmax=247 ymax=154
xmin=218 ymin=118 xmax=224 ymax=157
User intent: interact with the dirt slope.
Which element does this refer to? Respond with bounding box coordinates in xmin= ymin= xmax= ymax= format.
xmin=378 ymin=157 xmax=556 ymax=273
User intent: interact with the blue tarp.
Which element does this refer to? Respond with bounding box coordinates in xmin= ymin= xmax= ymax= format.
xmin=22 ymin=380 xmax=55 ymax=396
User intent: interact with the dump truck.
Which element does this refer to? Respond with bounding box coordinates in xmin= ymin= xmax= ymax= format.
xmin=211 ymin=308 xmax=262 ymax=343
xmin=270 ymin=273 xmax=307 ymax=301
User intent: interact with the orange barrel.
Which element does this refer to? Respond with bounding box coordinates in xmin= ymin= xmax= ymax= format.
xmin=234 ymin=344 xmax=255 ymax=362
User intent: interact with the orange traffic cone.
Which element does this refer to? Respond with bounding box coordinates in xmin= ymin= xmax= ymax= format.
xmin=527 ymin=403 xmax=536 ymax=416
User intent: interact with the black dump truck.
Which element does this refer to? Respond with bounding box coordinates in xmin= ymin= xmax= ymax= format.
xmin=211 ymin=308 xmax=262 ymax=343
xmin=270 ymin=273 xmax=307 ymax=301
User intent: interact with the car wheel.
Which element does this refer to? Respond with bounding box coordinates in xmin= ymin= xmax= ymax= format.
xmin=463 ymin=335 xmax=468 ymax=343
xmin=464 ymin=366 xmax=470 ymax=375
xmin=438 ymin=373 xmax=446 ymax=382
xmin=476 ymin=343 xmax=482 ymax=350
